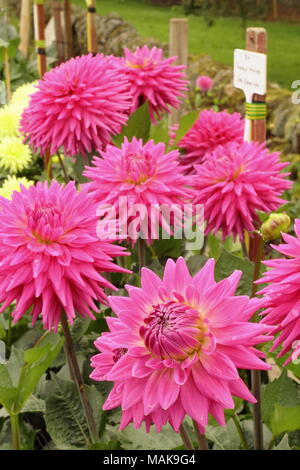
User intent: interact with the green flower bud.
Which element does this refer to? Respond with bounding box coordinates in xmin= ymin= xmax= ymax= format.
xmin=261 ymin=213 xmax=291 ymax=241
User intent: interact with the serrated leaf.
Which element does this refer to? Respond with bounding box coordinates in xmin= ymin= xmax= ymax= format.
xmin=45 ymin=376 xmax=91 ymax=449
xmin=117 ymin=423 xmax=182 ymax=450
xmin=288 ymin=430 xmax=300 ymax=449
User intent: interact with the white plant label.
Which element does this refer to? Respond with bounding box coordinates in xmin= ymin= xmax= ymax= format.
xmin=233 ymin=48 xmax=267 ymax=141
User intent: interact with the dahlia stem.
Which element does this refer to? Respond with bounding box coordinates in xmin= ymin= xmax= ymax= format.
xmin=179 ymin=423 xmax=194 ymax=450
xmin=251 ymin=369 xmax=263 ymax=450
xmin=232 ymin=414 xmax=249 ymax=450
xmin=192 ymin=420 xmax=209 ymax=450
xmin=248 ymin=232 xmax=265 ymax=450
xmin=10 ymin=413 xmax=21 ymax=450
xmin=60 ymin=312 xmax=98 ymax=444
xmin=138 ymin=238 xmax=146 ymax=270
xmin=57 ymin=151 xmax=69 ymax=183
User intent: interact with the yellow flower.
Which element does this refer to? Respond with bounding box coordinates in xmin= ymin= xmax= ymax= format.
xmin=0 ymin=175 xmax=34 ymax=199
xmin=0 ymin=136 xmax=32 ymax=173
xmin=0 ymin=104 xmax=21 ymax=138
xmin=11 ymin=81 xmax=38 ymax=110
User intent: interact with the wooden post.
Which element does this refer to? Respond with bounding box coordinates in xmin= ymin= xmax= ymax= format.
xmin=63 ymin=0 xmax=73 ymax=59
xmin=19 ymin=0 xmax=32 ymax=58
xmin=52 ymin=0 xmax=65 ymax=64
xmin=246 ymin=28 xmax=267 ymax=143
xmin=169 ymin=18 xmax=188 ymax=126
xmin=86 ymin=0 xmax=97 ymax=54
xmin=272 ymin=0 xmax=278 ymax=21
xmin=33 ymin=0 xmax=47 ymax=77
xmin=246 ymin=27 xmax=267 ymax=452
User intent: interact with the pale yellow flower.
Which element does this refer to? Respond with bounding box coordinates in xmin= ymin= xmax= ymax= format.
xmin=0 ymin=104 xmax=21 ymax=138
xmin=0 ymin=136 xmax=32 ymax=173
xmin=11 ymin=81 xmax=38 ymax=110
xmin=0 ymin=175 xmax=34 ymax=199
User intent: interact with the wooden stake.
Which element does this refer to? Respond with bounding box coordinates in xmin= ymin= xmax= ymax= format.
xmin=246 ymin=28 xmax=267 ymax=143
xmin=19 ymin=0 xmax=32 ymax=58
xmin=272 ymin=0 xmax=278 ymax=21
xmin=33 ymin=0 xmax=47 ymax=77
xmin=246 ymin=27 xmax=267 ymax=452
xmin=86 ymin=0 xmax=97 ymax=54
xmin=52 ymin=0 xmax=65 ymax=64
xmin=4 ymin=48 xmax=11 ymax=103
xmin=169 ymin=18 xmax=188 ymax=126
xmin=63 ymin=0 xmax=73 ymax=59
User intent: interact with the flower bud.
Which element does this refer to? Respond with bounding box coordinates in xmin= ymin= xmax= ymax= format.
xmin=261 ymin=213 xmax=291 ymax=241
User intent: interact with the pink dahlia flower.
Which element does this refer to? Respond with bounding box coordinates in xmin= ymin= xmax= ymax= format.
xmin=193 ymin=142 xmax=291 ymax=241
xmin=0 ymin=181 xmax=128 ymax=331
xmin=90 ymin=257 xmax=273 ymax=433
xmin=121 ymin=46 xmax=188 ymax=122
xmin=196 ymin=75 xmax=213 ymax=92
xmin=20 ymin=54 xmax=132 ymax=157
xmin=257 ymin=219 xmax=300 ymax=364
xmin=84 ymin=137 xmax=193 ymax=243
xmin=179 ymin=110 xmax=244 ymax=172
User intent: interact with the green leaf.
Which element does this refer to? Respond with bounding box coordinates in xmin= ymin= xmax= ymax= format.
xmin=117 ymin=423 xmax=182 ymax=450
xmin=262 ymin=371 xmax=300 ymax=436
xmin=45 ymin=376 xmax=91 ymax=449
xmin=205 ymin=420 xmax=241 ymax=450
xmin=288 ymin=430 xmax=300 ymax=449
xmin=71 ymin=317 xmax=91 ymax=343
xmin=150 ymin=118 xmax=169 ymax=145
xmin=0 ymin=341 xmax=5 ymax=364
xmin=24 ymin=343 xmax=52 ymax=364
xmin=21 ymin=396 xmax=46 ymax=414
xmin=17 ymin=333 xmax=64 ymax=410
xmin=89 ymin=440 xmax=122 ymax=450
xmin=186 ymin=254 xmax=208 ymax=276
xmin=270 ymin=404 xmax=300 ymax=436
xmin=0 ymin=363 xmax=19 ymax=412
xmin=173 ymin=110 xmax=199 ymax=145
xmin=152 ymin=238 xmax=184 ymax=260
xmin=215 ymin=249 xmax=254 ymax=296
xmin=113 ymin=102 xmax=151 ymax=146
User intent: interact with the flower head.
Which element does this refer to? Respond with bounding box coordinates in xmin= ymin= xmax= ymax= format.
xmin=91 ymin=257 xmax=272 ymax=433
xmin=179 ymin=110 xmax=244 ymax=172
xmin=11 ymin=81 xmax=38 ymax=109
xmin=122 ymin=46 xmax=187 ymax=122
xmin=193 ymin=142 xmax=291 ymax=241
xmin=257 ymin=219 xmax=300 ymax=364
xmin=0 ymin=180 xmax=129 ymax=331
xmin=20 ymin=54 xmax=132 ymax=156
xmin=84 ymin=137 xmax=193 ymax=243
xmin=0 ymin=136 xmax=32 ymax=173
xmin=196 ymin=75 xmax=213 ymax=92
xmin=0 ymin=104 xmax=21 ymax=139
xmin=0 ymin=175 xmax=33 ymax=199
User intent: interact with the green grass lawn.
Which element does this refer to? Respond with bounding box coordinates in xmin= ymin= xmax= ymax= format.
xmin=73 ymin=0 xmax=300 ymax=89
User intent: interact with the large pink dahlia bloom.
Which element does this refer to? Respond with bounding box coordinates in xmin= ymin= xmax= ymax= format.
xmin=90 ymin=257 xmax=273 ymax=433
xmin=0 ymin=181 xmax=128 ymax=331
xmin=257 ymin=219 xmax=300 ymax=364
xmin=20 ymin=54 xmax=132 ymax=156
xmin=121 ymin=46 xmax=188 ymax=122
xmin=193 ymin=142 xmax=291 ymax=241
xmin=84 ymin=137 xmax=193 ymax=243
xmin=179 ymin=110 xmax=244 ymax=172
